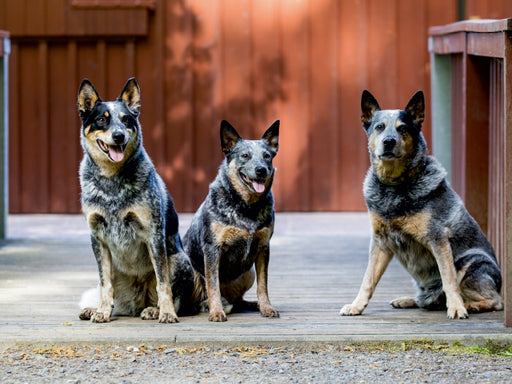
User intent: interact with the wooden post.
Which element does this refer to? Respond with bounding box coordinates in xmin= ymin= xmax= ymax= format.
xmin=0 ymin=31 xmax=10 ymax=240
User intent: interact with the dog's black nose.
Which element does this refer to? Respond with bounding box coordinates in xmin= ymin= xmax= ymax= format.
xmin=255 ymin=167 xmax=268 ymax=178
xmin=382 ymin=137 xmax=396 ymax=151
xmin=112 ymin=131 xmax=126 ymax=145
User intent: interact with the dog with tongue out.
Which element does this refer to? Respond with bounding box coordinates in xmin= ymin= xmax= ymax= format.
xmin=183 ymin=120 xmax=281 ymax=322
xmin=77 ymin=78 xmax=195 ymax=324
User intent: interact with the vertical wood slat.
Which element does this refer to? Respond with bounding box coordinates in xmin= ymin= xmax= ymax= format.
xmin=190 ymin=0 xmax=222 ymax=207
xmin=309 ymin=0 xmax=339 ymax=211
xmin=278 ymin=0 xmax=311 ymax=211
xmin=503 ymin=23 xmax=512 ymax=328
xmin=7 ymin=42 xmax=19 ymax=213
xmin=488 ymin=58 xmax=505 ymax=270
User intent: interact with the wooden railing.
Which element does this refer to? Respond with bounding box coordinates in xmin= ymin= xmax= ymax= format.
xmin=429 ymin=18 xmax=512 ymax=327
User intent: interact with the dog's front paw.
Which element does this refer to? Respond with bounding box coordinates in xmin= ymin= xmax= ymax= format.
xmin=390 ymin=297 xmax=418 ymax=309
xmin=79 ymin=307 xmax=96 ymax=320
xmin=158 ymin=312 xmax=180 ymax=323
xmin=339 ymin=304 xmax=364 ymax=316
xmin=260 ymin=305 xmax=280 ymax=318
xmin=140 ymin=306 xmax=159 ymax=320
xmin=447 ymin=305 xmax=468 ymax=319
xmin=91 ymin=309 xmax=112 ymax=323
xmin=208 ymin=310 xmax=227 ymax=322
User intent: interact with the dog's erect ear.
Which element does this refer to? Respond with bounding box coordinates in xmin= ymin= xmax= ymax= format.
xmin=118 ymin=78 xmax=141 ymax=115
xmin=404 ymin=90 xmax=425 ymax=125
xmin=261 ymin=120 xmax=279 ymax=153
xmin=220 ymin=120 xmax=241 ymax=154
xmin=77 ymin=79 xmax=101 ymax=114
xmin=361 ymin=90 xmax=380 ymax=127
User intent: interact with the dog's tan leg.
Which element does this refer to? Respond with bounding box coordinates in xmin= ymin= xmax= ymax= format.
xmin=147 ymin=241 xmax=179 ymax=323
xmin=205 ymin=257 xmax=227 ymax=322
xmin=340 ymin=239 xmax=393 ymax=316
xmin=255 ymin=246 xmax=279 ymax=318
xmin=92 ymin=241 xmax=114 ymax=323
xmin=428 ymin=239 xmax=468 ymax=319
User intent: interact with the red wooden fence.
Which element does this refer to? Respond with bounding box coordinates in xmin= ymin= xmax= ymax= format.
xmin=1 ymin=0 xmax=511 ymax=213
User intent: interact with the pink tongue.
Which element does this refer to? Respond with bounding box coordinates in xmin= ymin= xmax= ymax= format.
xmin=109 ymin=146 xmax=125 ymax=162
xmin=252 ymin=181 xmax=266 ymax=193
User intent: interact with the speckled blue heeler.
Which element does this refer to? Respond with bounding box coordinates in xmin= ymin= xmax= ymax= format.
xmin=340 ymin=90 xmax=502 ymax=319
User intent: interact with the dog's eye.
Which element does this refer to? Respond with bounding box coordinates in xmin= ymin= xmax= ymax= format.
xmin=375 ymin=123 xmax=385 ymax=131
xmin=122 ymin=116 xmax=130 ymax=125
xmin=97 ymin=117 xmax=106 ymax=124
xmin=397 ymin=125 xmax=407 ymax=134
xmin=263 ymin=153 xmax=271 ymax=160
xmin=241 ymin=153 xmax=250 ymax=159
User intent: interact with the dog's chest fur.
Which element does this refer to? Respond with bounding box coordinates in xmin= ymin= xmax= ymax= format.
xmin=185 ymin=177 xmax=274 ymax=282
xmin=80 ymin=152 xmax=164 ymax=276
xmin=364 ymin=157 xmax=449 ymax=283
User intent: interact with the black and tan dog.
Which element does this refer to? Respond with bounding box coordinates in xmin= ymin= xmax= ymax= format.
xmin=340 ymin=90 xmax=502 ymax=319
xmin=183 ymin=120 xmax=280 ymax=322
xmin=77 ymin=78 xmax=194 ymax=323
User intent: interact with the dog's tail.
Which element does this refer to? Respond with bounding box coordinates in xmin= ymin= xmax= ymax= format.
xmin=79 ymin=284 xmax=100 ymax=309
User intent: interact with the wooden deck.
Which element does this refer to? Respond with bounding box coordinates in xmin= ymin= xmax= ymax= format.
xmin=0 ymin=213 xmax=510 ymax=347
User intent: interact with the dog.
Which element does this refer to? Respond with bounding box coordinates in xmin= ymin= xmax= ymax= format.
xmin=340 ymin=90 xmax=502 ymax=319
xmin=77 ymin=78 xmax=194 ymax=323
xmin=183 ymin=120 xmax=281 ymax=322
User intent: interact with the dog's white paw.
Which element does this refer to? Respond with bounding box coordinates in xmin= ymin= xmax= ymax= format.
xmin=91 ymin=308 xmax=112 ymax=323
xmin=447 ymin=306 xmax=468 ymax=319
xmin=339 ymin=304 xmax=363 ymax=316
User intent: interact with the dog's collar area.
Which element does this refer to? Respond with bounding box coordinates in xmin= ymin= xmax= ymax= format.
xmin=377 ymin=160 xmax=426 ymax=186
xmin=97 ymin=139 xmax=126 ymax=163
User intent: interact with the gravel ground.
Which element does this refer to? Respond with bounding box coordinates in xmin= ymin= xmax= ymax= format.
xmin=1 ymin=343 xmax=511 ymax=383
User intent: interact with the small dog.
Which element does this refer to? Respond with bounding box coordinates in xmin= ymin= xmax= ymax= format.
xmin=77 ymin=78 xmax=194 ymax=323
xmin=183 ymin=120 xmax=281 ymax=322
xmin=340 ymin=90 xmax=502 ymax=319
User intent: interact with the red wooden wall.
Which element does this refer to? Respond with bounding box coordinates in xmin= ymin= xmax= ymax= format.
xmin=1 ymin=0 xmax=511 ymax=213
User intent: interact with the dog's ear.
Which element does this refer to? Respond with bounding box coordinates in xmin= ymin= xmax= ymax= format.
xmin=261 ymin=120 xmax=279 ymax=153
xmin=118 ymin=78 xmax=141 ymax=116
xmin=220 ymin=120 xmax=241 ymax=154
xmin=404 ymin=90 xmax=425 ymax=125
xmin=77 ymin=79 xmax=101 ymax=118
xmin=361 ymin=90 xmax=380 ymax=128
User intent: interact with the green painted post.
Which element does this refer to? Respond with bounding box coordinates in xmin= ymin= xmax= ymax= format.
xmin=429 ymin=37 xmax=452 ymax=182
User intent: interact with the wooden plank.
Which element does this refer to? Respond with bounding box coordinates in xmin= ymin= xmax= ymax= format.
xmin=48 ymin=42 xmax=81 ymax=213
xmin=308 ymin=0 xmax=339 ymax=211
xmin=367 ymin=0 xmax=398 ymax=106
xmin=278 ymin=0 xmax=311 ymax=211
xmin=398 ymin=0 xmax=431 ymax=145
xmin=503 ymin=26 xmax=512 ymax=328
xmin=219 ymin=0 xmax=252 ymax=131
xmin=17 ymin=43 xmax=49 ymax=212
xmin=467 ymin=32 xmax=505 ymax=58
xmin=190 ymin=0 xmax=223 ymax=207
xmin=429 ymin=18 xmax=512 ymax=36
xmin=7 ymin=43 xmax=19 ymax=213
xmin=249 ymin=0 xmax=283 ymax=210
xmin=158 ymin=0 xmax=194 ymax=212
xmin=337 ymin=0 xmax=369 ymax=211
xmin=463 ymin=55 xmax=490 ymax=234
xmin=0 ymin=31 xmax=8 ymax=236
